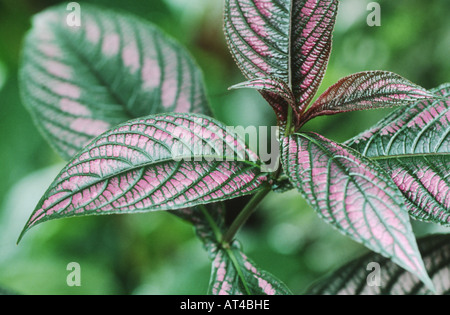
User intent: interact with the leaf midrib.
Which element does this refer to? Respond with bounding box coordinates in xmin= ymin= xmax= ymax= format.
xmin=295 ymin=132 xmax=420 ymax=270
xmin=54 ymin=19 xmax=136 ymax=119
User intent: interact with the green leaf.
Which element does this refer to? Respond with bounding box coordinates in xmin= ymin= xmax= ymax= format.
xmin=19 ymin=3 xmax=210 ymax=159
xmin=208 ymin=245 xmax=292 ymax=295
xmin=306 ymin=234 xmax=450 ymax=295
xmin=18 ymin=113 xmax=268 ymax=242
xmin=346 ymin=83 xmax=450 ymax=226
xmin=281 ymin=132 xmax=434 ymax=290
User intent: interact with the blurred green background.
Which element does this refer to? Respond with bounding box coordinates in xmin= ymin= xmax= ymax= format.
xmin=0 ymin=0 xmax=449 ymax=295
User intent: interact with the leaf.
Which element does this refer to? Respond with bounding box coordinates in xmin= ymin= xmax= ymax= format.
xmin=20 ymin=3 xmax=210 ymax=160
xmin=229 ymin=76 xmax=295 ymax=104
xmin=301 ymin=71 xmax=435 ymax=125
xmin=224 ymin=0 xmax=338 ymax=124
xmin=346 ymin=83 xmax=450 ymax=226
xmin=306 ymin=234 xmax=450 ymax=295
xmin=209 ymin=245 xmax=292 ymax=295
xmin=175 ymin=202 xmax=292 ymax=295
xmin=175 ymin=200 xmax=292 ymax=295
xmin=18 ymin=113 xmax=268 ymax=242
xmin=281 ymin=132 xmax=433 ymax=290
xmin=174 ymin=203 xmax=226 ymax=260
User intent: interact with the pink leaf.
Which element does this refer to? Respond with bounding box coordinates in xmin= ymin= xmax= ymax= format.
xmin=224 ymin=0 xmax=338 ymax=125
xmin=301 ymin=71 xmax=435 ymax=125
xmin=307 ymin=234 xmax=450 ymax=295
xmin=281 ymin=132 xmax=433 ymax=290
xmin=347 ymin=83 xmax=450 ymax=226
xmin=20 ymin=4 xmax=210 ymax=160
xmin=291 ymin=0 xmax=337 ymax=112
xmin=18 ymin=113 xmax=268 ymax=242
xmin=209 ymin=247 xmax=292 ymax=295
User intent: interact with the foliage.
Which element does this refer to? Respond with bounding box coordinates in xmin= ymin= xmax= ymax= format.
xmin=1 ymin=0 xmax=448 ymax=295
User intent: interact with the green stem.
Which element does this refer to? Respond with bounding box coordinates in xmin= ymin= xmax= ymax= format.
xmin=221 ymin=185 xmax=271 ymax=245
xmin=198 ymin=204 xmax=222 ymax=243
xmin=284 ymin=106 xmax=294 ymax=137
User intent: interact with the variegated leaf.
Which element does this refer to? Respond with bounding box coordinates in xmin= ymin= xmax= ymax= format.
xmin=281 ymin=132 xmax=433 ymax=290
xmin=224 ymin=0 xmax=338 ymax=124
xmin=174 ymin=203 xmax=226 ymax=260
xmin=229 ymin=77 xmax=295 ymax=105
xmin=176 ymin=203 xmax=292 ymax=295
xmin=209 ymin=245 xmax=292 ymax=295
xmin=346 ymin=84 xmax=450 ymax=226
xmin=18 ymin=113 xmax=268 ymax=242
xmin=301 ymin=71 xmax=435 ymax=126
xmin=20 ymin=3 xmax=210 ymax=159
xmin=307 ymin=234 xmax=450 ymax=295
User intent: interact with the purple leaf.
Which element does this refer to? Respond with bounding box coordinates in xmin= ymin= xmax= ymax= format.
xmin=307 ymin=234 xmax=450 ymax=295
xmin=20 ymin=3 xmax=210 ymax=160
xmin=281 ymin=132 xmax=433 ymax=290
xmin=346 ymin=83 xmax=450 ymax=226
xmin=301 ymin=71 xmax=435 ymax=125
xmin=224 ymin=0 xmax=338 ymax=125
xmin=209 ymin=246 xmax=292 ymax=295
xmin=18 ymin=113 xmax=268 ymax=242
xmin=290 ymin=0 xmax=337 ymax=112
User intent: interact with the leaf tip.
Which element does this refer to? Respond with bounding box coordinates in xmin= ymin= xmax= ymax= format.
xmin=16 ymin=225 xmax=29 ymax=245
xmin=228 ymin=82 xmax=248 ymax=91
xmin=17 ymin=208 xmax=43 ymax=245
xmin=420 ymin=273 xmax=436 ymax=294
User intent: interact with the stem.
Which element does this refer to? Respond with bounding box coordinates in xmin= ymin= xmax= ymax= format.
xmin=198 ymin=204 xmax=222 ymax=243
xmin=284 ymin=105 xmax=294 ymax=137
xmin=221 ymin=185 xmax=271 ymax=245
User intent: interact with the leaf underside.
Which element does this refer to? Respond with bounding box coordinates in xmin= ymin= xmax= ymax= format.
xmin=20 ymin=3 xmax=210 ymax=159
xmin=307 ymin=234 xmax=450 ymax=295
xmin=347 ymin=83 xmax=450 ymax=226
xmin=281 ymin=132 xmax=433 ymax=289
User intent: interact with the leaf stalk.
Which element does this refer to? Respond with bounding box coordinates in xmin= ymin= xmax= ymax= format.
xmin=221 ymin=185 xmax=271 ymax=245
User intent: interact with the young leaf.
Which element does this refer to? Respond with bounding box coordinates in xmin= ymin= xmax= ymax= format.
xmin=209 ymin=245 xmax=292 ymax=295
xmin=281 ymin=132 xmax=433 ymax=290
xmin=20 ymin=3 xmax=210 ymax=159
xmin=306 ymin=234 xmax=450 ymax=295
xmin=18 ymin=113 xmax=268 ymax=242
xmin=301 ymin=71 xmax=435 ymax=125
xmin=224 ymin=0 xmax=338 ymax=124
xmin=346 ymin=84 xmax=450 ymax=226
xmin=229 ymin=77 xmax=295 ymax=105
